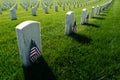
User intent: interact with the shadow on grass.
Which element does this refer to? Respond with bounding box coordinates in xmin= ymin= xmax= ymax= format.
xmin=103 ymin=10 xmax=109 ymax=13
xmin=100 ymin=13 xmax=107 ymax=16
xmin=69 ymin=33 xmax=92 ymax=44
xmin=93 ymin=17 xmax=105 ymax=20
xmin=84 ymin=23 xmax=100 ymax=28
xmin=23 ymin=56 xmax=56 ymax=80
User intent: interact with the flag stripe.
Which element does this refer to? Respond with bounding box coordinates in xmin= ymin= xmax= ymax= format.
xmin=29 ymin=43 xmax=41 ymax=63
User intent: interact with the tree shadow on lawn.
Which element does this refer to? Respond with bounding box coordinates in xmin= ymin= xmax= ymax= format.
xmin=23 ymin=56 xmax=56 ymax=80
xmin=84 ymin=23 xmax=100 ymax=28
xmin=69 ymin=33 xmax=92 ymax=44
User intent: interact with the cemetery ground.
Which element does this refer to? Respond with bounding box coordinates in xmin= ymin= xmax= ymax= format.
xmin=0 ymin=0 xmax=120 ymax=80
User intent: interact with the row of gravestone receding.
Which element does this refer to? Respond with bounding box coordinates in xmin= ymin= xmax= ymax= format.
xmin=41 ymin=0 xmax=100 ymax=12
xmin=0 ymin=3 xmax=17 ymax=19
xmin=66 ymin=0 xmax=113 ymax=35
xmin=0 ymin=1 xmax=15 ymax=10
xmin=15 ymin=0 xmax=113 ymax=68
xmin=0 ymin=0 xmax=100 ymax=19
xmin=14 ymin=1 xmax=113 ymax=79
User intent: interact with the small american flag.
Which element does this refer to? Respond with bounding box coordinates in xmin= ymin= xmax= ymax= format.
xmin=29 ymin=40 xmax=41 ymax=63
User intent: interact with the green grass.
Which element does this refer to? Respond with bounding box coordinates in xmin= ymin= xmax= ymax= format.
xmin=1 ymin=0 xmax=120 ymax=80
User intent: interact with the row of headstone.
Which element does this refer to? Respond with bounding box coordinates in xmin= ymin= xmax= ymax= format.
xmin=81 ymin=0 xmax=113 ymax=24
xmin=40 ymin=0 xmax=100 ymax=13
xmin=15 ymin=1 xmax=113 ymax=79
xmin=10 ymin=3 xmax=18 ymax=10
xmin=65 ymin=0 xmax=113 ymax=34
xmin=21 ymin=1 xmax=39 ymax=15
xmin=0 ymin=0 xmax=16 ymax=10
xmin=1 ymin=1 xmax=14 ymax=10
xmin=15 ymin=14 xmax=76 ymax=66
xmin=20 ymin=3 xmax=29 ymax=11
xmin=41 ymin=3 xmax=49 ymax=14
xmin=30 ymin=0 xmax=38 ymax=7
xmin=95 ymin=0 xmax=113 ymax=15
xmin=15 ymin=0 xmax=113 ymax=75
xmin=99 ymin=0 xmax=113 ymax=12
xmin=15 ymin=3 xmax=107 ymax=66
xmin=35 ymin=2 xmax=40 ymax=9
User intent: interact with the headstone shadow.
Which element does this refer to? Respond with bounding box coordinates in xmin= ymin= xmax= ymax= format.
xmin=23 ymin=56 xmax=56 ymax=80
xmin=103 ymin=10 xmax=109 ymax=13
xmin=93 ymin=17 xmax=105 ymax=20
xmin=85 ymin=23 xmax=100 ymax=28
xmin=69 ymin=33 xmax=92 ymax=44
xmin=100 ymin=13 xmax=107 ymax=16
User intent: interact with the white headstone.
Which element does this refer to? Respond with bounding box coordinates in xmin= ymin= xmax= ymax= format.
xmin=44 ymin=6 xmax=48 ymax=14
xmin=81 ymin=8 xmax=87 ymax=24
xmin=100 ymin=4 xmax=106 ymax=12
xmin=10 ymin=8 xmax=17 ymax=20
xmin=62 ymin=5 xmax=65 ymax=11
xmin=16 ymin=20 xmax=42 ymax=67
xmin=0 ymin=8 xmax=2 ymax=14
xmin=25 ymin=6 xmax=28 ymax=11
xmin=55 ymin=6 xmax=58 ymax=12
xmin=65 ymin=11 xmax=74 ymax=35
xmin=32 ymin=7 xmax=36 ymax=16
xmin=96 ymin=5 xmax=100 ymax=15
xmin=90 ymin=6 xmax=95 ymax=18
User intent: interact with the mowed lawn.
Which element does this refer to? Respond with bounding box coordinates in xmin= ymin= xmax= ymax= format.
xmin=0 ymin=0 xmax=120 ymax=80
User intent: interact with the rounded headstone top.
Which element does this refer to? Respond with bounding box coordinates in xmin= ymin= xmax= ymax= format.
xmin=16 ymin=20 xmax=39 ymax=30
xmin=82 ymin=8 xmax=87 ymax=11
xmin=92 ymin=6 xmax=95 ymax=8
xmin=66 ymin=11 xmax=74 ymax=15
